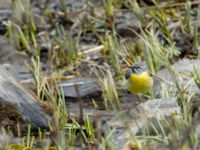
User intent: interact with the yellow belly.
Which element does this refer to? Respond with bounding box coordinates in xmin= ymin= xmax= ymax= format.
xmin=128 ymin=72 xmax=153 ymax=94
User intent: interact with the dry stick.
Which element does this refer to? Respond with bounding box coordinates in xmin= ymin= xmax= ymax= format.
xmin=47 ymin=48 xmax=52 ymax=76
xmin=74 ymin=83 xmax=84 ymax=146
xmin=78 ymin=45 xmax=104 ymax=55
xmin=74 ymin=82 xmax=94 ymax=150
xmin=96 ymin=118 xmax=101 ymax=148
xmin=151 ymin=73 xmax=174 ymax=86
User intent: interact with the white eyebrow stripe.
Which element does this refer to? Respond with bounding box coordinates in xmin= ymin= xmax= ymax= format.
xmin=131 ymin=65 xmax=148 ymax=75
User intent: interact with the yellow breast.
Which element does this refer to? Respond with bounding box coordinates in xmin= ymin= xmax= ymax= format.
xmin=128 ymin=72 xmax=153 ymax=94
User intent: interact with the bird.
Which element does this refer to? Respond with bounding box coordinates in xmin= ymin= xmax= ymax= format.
xmin=125 ymin=62 xmax=153 ymax=94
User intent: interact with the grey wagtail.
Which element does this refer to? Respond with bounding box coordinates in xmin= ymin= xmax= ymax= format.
xmin=125 ymin=62 xmax=153 ymax=94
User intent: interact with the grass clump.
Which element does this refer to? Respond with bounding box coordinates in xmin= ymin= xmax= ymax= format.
xmin=1 ymin=0 xmax=200 ymax=149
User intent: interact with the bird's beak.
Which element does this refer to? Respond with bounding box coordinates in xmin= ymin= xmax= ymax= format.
xmin=128 ymin=65 xmax=133 ymax=68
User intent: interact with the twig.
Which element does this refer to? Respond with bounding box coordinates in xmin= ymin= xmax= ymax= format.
xmin=151 ymin=73 xmax=174 ymax=86
xmin=78 ymin=45 xmax=104 ymax=55
xmin=74 ymin=82 xmax=84 ymax=147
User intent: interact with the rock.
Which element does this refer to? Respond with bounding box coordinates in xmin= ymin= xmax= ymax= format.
xmin=115 ymin=11 xmax=140 ymax=38
xmin=0 ymin=131 xmax=12 ymax=149
xmin=107 ymin=97 xmax=180 ymax=150
xmin=0 ymin=37 xmax=34 ymax=90
xmin=59 ymin=77 xmax=101 ymax=98
xmin=3 ymin=64 xmax=32 ymax=81
xmin=0 ymin=0 xmax=11 ymax=9
xmin=110 ymin=97 xmax=179 ymax=128
xmin=0 ymin=65 xmax=49 ymax=128
xmin=0 ymin=37 xmax=28 ymax=63
xmin=154 ymin=59 xmax=200 ymax=97
xmin=0 ymin=37 xmax=27 ymax=64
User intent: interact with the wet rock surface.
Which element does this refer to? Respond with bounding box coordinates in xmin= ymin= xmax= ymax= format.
xmin=59 ymin=77 xmax=101 ymax=98
xmin=154 ymin=58 xmax=200 ymax=97
xmin=0 ymin=37 xmax=32 ymax=81
xmin=0 ymin=65 xmax=49 ymax=128
xmin=107 ymin=97 xmax=180 ymax=149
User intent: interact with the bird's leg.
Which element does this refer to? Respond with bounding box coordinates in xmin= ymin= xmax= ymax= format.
xmin=136 ymin=94 xmax=144 ymax=102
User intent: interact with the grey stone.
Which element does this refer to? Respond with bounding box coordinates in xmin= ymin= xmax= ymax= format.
xmin=0 ymin=65 xmax=49 ymax=128
xmin=59 ymin=77 xmax=101 ymax=98
xmin=154 ymin=59 xmax=200 ymax=97
xmin=107 ymin=97 xmax=180 ymax=149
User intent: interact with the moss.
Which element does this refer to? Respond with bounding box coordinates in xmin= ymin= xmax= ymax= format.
xmin=7 ymin=144 xmax=40 ymax=150
xmin=0 ymin=103 xmax=25 ymax=130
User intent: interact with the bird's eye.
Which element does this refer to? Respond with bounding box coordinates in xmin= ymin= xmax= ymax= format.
xmin=130 ymin=68 xmax=134 ymax=73
xmin=131 ymin=66 xmax=140 ymax=73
